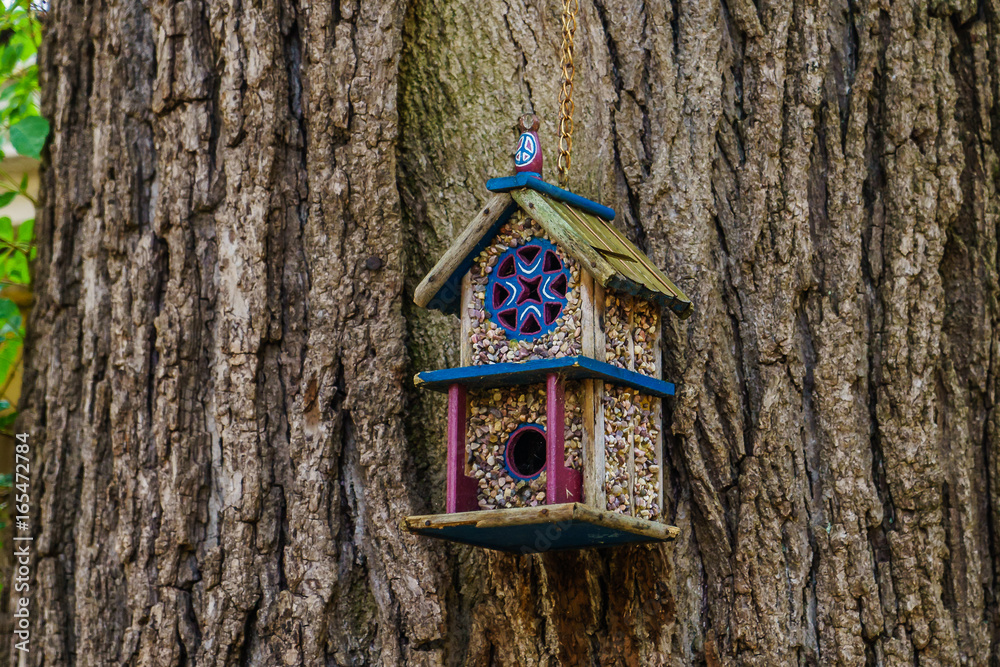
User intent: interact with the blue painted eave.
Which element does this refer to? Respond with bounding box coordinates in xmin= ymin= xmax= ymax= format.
xmin=414 ymin=355 xmax=675 ymax=398
xmin=486 ymin=173 xmax=617 ymax=221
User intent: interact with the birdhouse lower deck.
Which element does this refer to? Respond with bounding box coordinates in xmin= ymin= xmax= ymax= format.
xmin=404 ymin=503 xmax=680 ymax=554
xmin=404 ymin=373 xmax=674 ymax=550
xmin=412 ymin=358 xmax=675 ymax=544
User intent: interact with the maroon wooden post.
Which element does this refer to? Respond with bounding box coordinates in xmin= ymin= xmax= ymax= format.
xmin=546 ymin=373 xmax=582 ymax=504
xmin=446 ymin=383 xmax=478 ymax=513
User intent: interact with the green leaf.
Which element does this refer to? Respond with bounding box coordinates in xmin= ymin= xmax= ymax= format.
xmin=0 ymin=359 xmax=12 ymax=387
xmin=0 ymin=351 xmax=15 ymax=387
xmin=0 ymin=217 xmax=12 ymax=243
xmin=0 ymin=319 xmax=21 ymax=339
xmin=0 ymin=191 xmax=15 ymax=208
xmin=16 ymin=218 xmax=32 ymax=243
xmin=8 ymin=115 xmax=48 ymax=158
xmin=0 ymin=298 xmax=20 ymax=325
xmin=5 ymin=252 xmax=28 ymax=283
xmin=0 ymin=299 xmax=21 ymax=336
xmin=0 ymin=44 xmax=23 ymax=75
xmin=18 ymin=172 xmax=28 ymax=192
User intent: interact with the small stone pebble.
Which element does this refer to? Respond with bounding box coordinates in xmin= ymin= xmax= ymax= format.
xmin=604 ymin=292 xmax=660 ymax=378
xmin=564 ymin=381 xmax=583 ymax=471
xmin=466 ymin=385 xmax=549 ymax=509
xmin=632 ymin=394 xmax=661 ymax=520
xmin=633 ymin=299 xmax=660 ymax=378
xmin=605 ymin=294 xmax=631 ymax=371
xmin=603 ymin=385 xmax=633 ymax=514
xmin=601 ymin=387 xmax=662 ymax=519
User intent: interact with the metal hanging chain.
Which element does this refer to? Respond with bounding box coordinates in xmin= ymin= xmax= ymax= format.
xmin=557 ymin=0 xmax=579 ymax=188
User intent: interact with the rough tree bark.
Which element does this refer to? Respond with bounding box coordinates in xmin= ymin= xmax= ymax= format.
xmin=6 ymin=0 xmax=1000 ymax=663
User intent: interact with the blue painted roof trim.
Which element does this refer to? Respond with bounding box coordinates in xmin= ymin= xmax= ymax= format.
xmin=414 ymin=356 xmax=675 ymax=398
xmin=485 ymin=173 xmax=617 ymax=221
xmin=425 ymin=202 xmax=520 ymax=316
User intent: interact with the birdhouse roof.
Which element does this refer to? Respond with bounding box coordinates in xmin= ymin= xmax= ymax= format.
xmin=414 ymin=174 xmax=694 ymax=319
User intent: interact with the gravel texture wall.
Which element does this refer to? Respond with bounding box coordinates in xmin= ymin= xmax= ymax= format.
xmin=467 ymin=382 xmax=583 ymax=509
xmin=604 ymin=291 xmax=660 ymax=377
xmin=603 ymin=385 xmax=661 ymax=517
xmin=469 ymin=214 xmax=583 ymax=364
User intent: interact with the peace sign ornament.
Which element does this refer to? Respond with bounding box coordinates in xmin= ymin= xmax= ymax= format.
xmin=513 ymin=114 xmax=544 ymax=175
xmin=515 ymin=134 xmax=537 ymax=167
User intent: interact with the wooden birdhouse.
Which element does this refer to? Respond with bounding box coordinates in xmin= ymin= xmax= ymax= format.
xmin=404 ymin=119 xmax=693 ymax=553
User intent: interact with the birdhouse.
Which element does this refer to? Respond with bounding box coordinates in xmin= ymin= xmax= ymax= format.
xmin=404 ymin=119 xmax=692 ymax=553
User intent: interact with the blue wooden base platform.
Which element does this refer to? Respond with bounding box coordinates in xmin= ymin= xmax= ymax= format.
xmin=403 ymin=503 xmax=679 ymax=554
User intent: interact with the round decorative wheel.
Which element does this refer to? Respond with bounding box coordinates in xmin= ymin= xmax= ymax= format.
xmin=486 ymin=237 xmax=570 ymax=340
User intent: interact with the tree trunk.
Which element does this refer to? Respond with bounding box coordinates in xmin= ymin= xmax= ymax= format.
xmin=9 ymin=0 xmax=1000 ymax=663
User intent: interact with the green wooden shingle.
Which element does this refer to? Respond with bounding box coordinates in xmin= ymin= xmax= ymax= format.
xmin=414 ymin=186 xmax=693 ymax=319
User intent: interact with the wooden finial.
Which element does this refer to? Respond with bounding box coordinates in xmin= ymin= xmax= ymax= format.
xmin=513 ymin=114 xmax=543 ymax=177
xmin=519 ymin=114 xmax=540 ymax=132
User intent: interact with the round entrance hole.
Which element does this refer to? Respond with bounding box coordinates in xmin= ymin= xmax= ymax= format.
xmin=504 ymin=425 xmax=547 ymax=480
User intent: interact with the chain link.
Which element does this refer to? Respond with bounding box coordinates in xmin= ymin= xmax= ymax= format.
xmin=557 ymin=0 xmax=579 ymax=188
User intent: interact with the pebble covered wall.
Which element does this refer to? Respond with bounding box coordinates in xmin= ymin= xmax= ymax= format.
xmin=603 ymin=385 xmax=661 ymax=519
xmin=604 ymin=292 xmax=659 ymax=376
xmin=467 ymin=382 xmax=583 ymax=509
xmin=469 ymin=213 xmax=583 ymax=364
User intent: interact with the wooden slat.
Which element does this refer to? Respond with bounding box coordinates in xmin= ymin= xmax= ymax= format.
xmin=571 ymin=503 xmax=680 ymax=540
xmin=654 ymin=323 xmax=664 ymax=519
xmin=582 ymin=379 xmax=605 ymax=510
xmin=405 ymin=503 xmax=574 ymax=529
xmin=594 ymin=283 xmax=606 ymax=363
xmin=546 ymin=198 xmax=627 ymax=255
xmin=511 ymin=189 xmax=618 ymax=287
xmin=627 ymin=294 xmax=636 ymax=372
xmin=543 ymin=198 xmax=655 ymax=290
xmin=414 ymin=192 xmax=514 ymax=308
xmin=580 ymin=271 xmax=595 ymax=359
xmin=654 ymin=395 xmax=665 ymax=522
xmin=599 ymin=221 xmax=692 ymax=304
xmin=543 ymin=195 xmax=680 ymax=295
xmin=603 ymin=253 xmax=658 ymax=293
xmin=627 ymin=387 xmax=636 ymax=517
xmin=582 ymin=281 xmax=606 ymax=510
xmin=460 ymin=273 xmax=473 ymax=366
